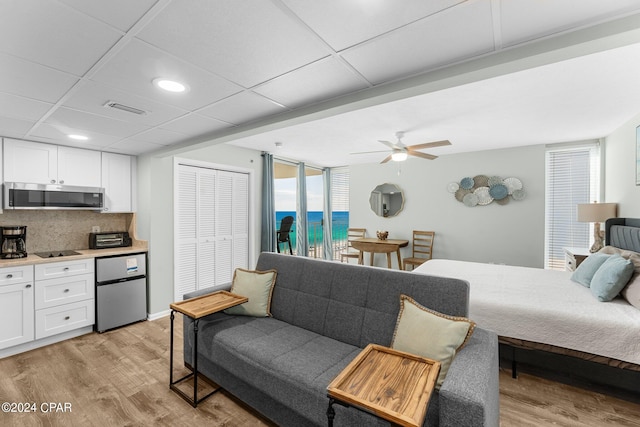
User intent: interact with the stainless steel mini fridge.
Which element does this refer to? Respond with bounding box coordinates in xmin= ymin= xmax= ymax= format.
xmin=95 ymin=252 xmax=147 ymax=333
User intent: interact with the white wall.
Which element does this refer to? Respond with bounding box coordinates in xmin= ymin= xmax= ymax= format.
xmin=137 ymin=143 xmax=263 ymax=316
xmin=349 ymin=145 xmax=546 ymax=268
xmin=605 ymin=111 xmax=640 ymax=216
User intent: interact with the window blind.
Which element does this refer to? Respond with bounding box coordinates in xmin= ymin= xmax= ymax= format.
xmin=545 ymin=143 xmax=600 ymax=270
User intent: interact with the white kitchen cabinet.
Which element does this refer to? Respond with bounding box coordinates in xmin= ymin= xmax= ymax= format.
xmin=101 ymin=152 xmax=136 ymax=212
xmin=34 ymin=260 xmax=95 ymax=339
xmin=0 ymin=265 xmax=34 ymax=350
xmin=57 ymin=146 xmax=102 ymax=187
xmin=3 ymin=139 xmax=57 ymax=184
xmin=3 ymin=139 xmax=101 ymax=187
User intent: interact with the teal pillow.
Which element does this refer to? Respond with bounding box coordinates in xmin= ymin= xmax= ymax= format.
xmin=570 ymin=253 xmax=611 ymax=287
xmin=590 ymin=255 xmax=634 ymax=302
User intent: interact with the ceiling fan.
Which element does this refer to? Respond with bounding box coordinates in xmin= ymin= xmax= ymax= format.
xmin=352 ymin=131 xmax=451 ymax=163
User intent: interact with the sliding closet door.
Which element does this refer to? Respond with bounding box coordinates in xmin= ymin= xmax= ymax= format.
xmin=175 ymin=164 xmax=249 ymax=301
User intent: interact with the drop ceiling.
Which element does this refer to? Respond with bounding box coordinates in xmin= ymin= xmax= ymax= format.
xmin=2 ymin=0 xmax=640 ymax=167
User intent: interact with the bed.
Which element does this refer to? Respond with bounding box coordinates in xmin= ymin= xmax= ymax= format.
xmin=413 ymin=218 xmax=640 ymax=395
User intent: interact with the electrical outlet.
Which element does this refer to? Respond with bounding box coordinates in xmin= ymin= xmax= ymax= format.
xmin=92 ymin=226 xmax=100 ymax=233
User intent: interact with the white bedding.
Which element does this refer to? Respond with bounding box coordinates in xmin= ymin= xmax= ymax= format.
xmin=413 ymin=259 xmax=640 ymax=365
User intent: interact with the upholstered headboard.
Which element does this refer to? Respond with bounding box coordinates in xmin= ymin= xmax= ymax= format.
xmin=605 ymin=218 xmax=640 ymax=252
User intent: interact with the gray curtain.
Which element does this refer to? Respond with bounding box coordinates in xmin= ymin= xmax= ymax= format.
xmin=261 ymin=152 xmax=276 ymax=252
xmin=322 ymin=168 xmax=333 ymax=260
xmin=296 ymin=162 xmax=308 ymax=257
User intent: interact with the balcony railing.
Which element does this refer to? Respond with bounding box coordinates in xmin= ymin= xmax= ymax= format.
xmin=277 ymin=216 xmax=350 ymax=261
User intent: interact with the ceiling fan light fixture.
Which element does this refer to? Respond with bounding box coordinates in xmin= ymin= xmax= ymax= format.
xmin=391 ymin=151 xmax=408 ymax=162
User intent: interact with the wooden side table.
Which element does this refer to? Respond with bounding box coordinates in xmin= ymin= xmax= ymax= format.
xmin=169 ymin=290 xmax=248 ymax=407
xmin=327 ymin=344 xmax=440 ymax=427
xmin=563 ymin=247 xmax=591 ymax=271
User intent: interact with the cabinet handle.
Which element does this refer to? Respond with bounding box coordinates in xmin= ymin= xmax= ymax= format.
xmin=64 ymin=267 xmax=70 ymax=271
xmin=59 ymin=180 xmax=65 ymax=184
xmin=6 ymin=274 xmax=12 ymax=279
xmin=64 ymin=289 xmax=69 ymax=293
xmin=25 ymin=284 xmax=32 ymax=288
xmin=64 ymin=316 xmax=70 ymax=321
xmin=50 ymin=179 xmax=56 ymax=184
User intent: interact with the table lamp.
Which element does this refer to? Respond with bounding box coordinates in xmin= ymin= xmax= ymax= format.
xmin=577 ymin=202 xmax=618 ymax=253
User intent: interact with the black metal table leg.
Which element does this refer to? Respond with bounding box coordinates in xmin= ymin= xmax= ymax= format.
xmin=327 ymin=398 xmax=336 ymax=427
xmin=169 ymin=310 xmax=175 ymax=385
xmin=192 ymin=318 xmax=199 ymax=407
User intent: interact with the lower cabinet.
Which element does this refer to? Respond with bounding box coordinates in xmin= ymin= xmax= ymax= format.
xmin=34 ymin=261 xmax=95 ymax=340
xmin=0 ymin=265 xmax=34 ymax=350
xmin=0 ymin=260 xmax=95 ymax=354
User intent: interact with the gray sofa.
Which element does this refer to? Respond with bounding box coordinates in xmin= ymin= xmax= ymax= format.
xmin=183 ymin=252 xmax=499 ymax=426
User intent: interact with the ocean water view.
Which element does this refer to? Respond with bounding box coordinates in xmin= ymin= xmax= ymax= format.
xmin=276 ymin=211 xmax=349 ymax=253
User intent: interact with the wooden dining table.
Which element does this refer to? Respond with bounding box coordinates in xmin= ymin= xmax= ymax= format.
xmin=351 ymin=237 xmax=409 ymax=270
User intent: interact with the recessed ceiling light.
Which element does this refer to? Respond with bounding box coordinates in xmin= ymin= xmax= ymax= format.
xmin=68 ymin=134 xmax=89 ymax=141
xmin=153 ymin=78 xmax=188 ymax=93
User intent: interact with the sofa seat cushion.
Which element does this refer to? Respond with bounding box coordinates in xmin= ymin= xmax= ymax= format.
xmin=195 ymin=314 xmax=439 ymax=426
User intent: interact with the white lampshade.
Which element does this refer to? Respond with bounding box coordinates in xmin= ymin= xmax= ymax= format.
xmin=577 ymin=202 xmax=617 ymax=223
xmin=391 ymin=151 xmax=408 ymax=162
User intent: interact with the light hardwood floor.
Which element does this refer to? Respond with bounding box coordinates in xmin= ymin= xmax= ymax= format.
xmin=1 ymin=315 xmax=639 ymax=427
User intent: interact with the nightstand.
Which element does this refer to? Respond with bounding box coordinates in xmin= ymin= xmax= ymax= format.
xmin=563 ymin=247 xmax=591 ymax=271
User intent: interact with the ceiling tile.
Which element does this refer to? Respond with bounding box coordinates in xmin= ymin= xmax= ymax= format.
xmin=58 ymin=0 xmax=158 ymax=32
xmin=29 ymin=123 xmax=120 ymax=150
xmin=0 ymin=92 xmax=53 ymax=122
xmin=103 ymin=139 xmax=167 ymax=155
xmin=63 ymin=81 xmax=189 ymax=127
xmin=500 ymin=0 xmax=640 ymax=47
xmin=137 ymin=0 xmax=329 ymax=88
xmin=0 ymin=116 xmax=36 ymax=139
xmin=282 ymin=0 xmax=465 ymax=51
xmin=44 ymin=107 xmax=150 ymax=138
xmin=0 ymin=0 xmax=123 ymax=75
xmin=253 ymin=57 xmax=369 ymax=109
xmin=341 ymin=1 xmax=495 ymax=85
xmin=160 ymin=113 xmax=232 ymax=137
xmin=131 ymin=127 xmax=187 ymax=145
xmin=0 ymin=53 xmax=79 ymax=103
xmin=198 ymin=92 xmax=286 ymax=125
xmin=91 ymin=39 xmax=242 ymax=111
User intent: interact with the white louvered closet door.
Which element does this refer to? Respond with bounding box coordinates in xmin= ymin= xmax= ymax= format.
xmin=176 ymin=165 xmax=198 ymax=299
xmin=175 ymin=165 xmax=249 ymax=301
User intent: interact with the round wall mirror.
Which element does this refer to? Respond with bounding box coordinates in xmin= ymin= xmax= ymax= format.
xmin=369 ymin=183 xmax=405 ymax=217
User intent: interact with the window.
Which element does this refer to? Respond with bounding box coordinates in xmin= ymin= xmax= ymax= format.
xmin=545 ymin=142 xmax=601 ymax=270
xmin=331 ymin=167 xmax=350 ymax=260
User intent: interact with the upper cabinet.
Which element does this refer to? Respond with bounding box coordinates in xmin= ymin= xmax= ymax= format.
xmin=101 ymin=152 xmax=136 ymax=213
xmin=4 ymin=139 xmax=101 ymax=187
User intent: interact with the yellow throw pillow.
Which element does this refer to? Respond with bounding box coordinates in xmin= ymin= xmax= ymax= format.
xmin=391 ymin=294 xmax=475 ymax=389
xmin=224 ymin=268 xmax=277 ymax=317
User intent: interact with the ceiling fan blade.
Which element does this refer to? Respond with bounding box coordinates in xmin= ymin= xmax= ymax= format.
xmin=380 ymin=154 xmax=393 ymax=164
xmin=378 ymin=140 xmax=401 ymax=150
xmin=407 ymin=140 xmax=451 ymax=150
xmin=409 ymin=151 xmax=437 ymax=160
xmin=350 ymin=150 xmax=390 ymax=155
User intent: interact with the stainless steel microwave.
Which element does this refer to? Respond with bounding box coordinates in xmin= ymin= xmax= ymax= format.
xmin=4 ymin=182 xmax=104 ymax=210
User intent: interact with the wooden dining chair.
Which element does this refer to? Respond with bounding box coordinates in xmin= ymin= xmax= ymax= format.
xmin=340 ymin=228 xmax=366 ymax=263
xmin=403 ymin=231 xmax=435 ymax=270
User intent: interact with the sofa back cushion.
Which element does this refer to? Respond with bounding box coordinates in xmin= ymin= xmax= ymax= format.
xmin=255 ymin=252 xmax=470 ymax=349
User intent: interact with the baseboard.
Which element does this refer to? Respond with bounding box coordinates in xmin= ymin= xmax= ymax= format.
xmin=148 ymin=309 xmax=171 ymax=321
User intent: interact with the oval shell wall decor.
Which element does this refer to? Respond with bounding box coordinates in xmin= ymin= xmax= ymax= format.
xmin=448 ymin=175 xmax=526 ymax=207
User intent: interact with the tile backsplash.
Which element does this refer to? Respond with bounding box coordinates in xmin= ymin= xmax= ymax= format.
xmin=0 ymin=210 xmax=131 ymax=253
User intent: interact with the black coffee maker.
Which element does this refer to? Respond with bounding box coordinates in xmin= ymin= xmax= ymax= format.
xmin=1 ymin=226 xmax=27 ymax=259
